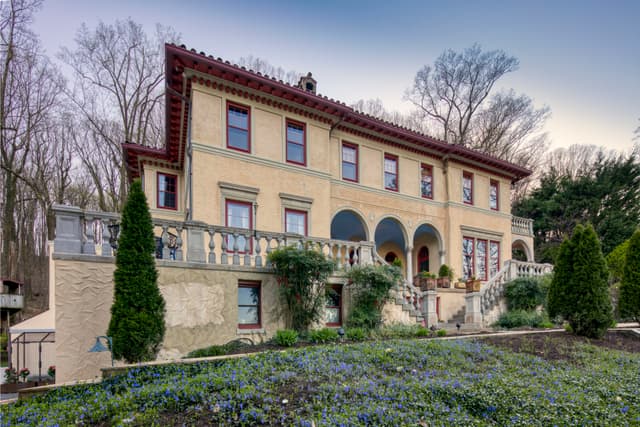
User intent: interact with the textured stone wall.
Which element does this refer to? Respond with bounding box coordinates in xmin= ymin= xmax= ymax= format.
xmin=54 ymin=258 xmax=283 ymax=383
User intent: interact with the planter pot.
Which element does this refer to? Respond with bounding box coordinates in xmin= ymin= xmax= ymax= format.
xmin=454 ymin=281 xmax=467 ymax=289
xmin=416 ymin=276 xmax=437 ymax=291
xmin=466 ymin=280 xmax=481 ymax=293
xmin=437 ymin=277 xmax=451 ymax=288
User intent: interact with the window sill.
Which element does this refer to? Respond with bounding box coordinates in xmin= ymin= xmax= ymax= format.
xmin=236 ymin=328 xmax=265 ymax=335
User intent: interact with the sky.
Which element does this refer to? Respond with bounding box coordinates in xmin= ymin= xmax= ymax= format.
xmin=31 ymin=0 xmax=639 ymax=152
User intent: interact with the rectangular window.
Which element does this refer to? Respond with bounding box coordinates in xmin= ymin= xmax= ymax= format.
xmin=227 ymin=102 xmax=250 ymax=152
xmin=326 ymin=285 xmax=342 ymax=326
xmin=384 ymin=154 xmax=398 ymax=191
xmin=489 ymin=241 xmax=500 ymax=278
xmin=421 ymin=164 xmax=433 ymax=199
xmin=157 ymin=173 xmax=177 ymax=210
xmin=489 ymin=179 xmax=499 ymax=210
xmin=342 ymin=142 xmax=358 ymax=182
xmin=285 ymin=209 xmax=307 ymax=236
xmin=462 ymin=237 xmax=475 ymax=280
xmin=226 ymin=200 xmax=252 ymax=253
xmin=462 ymin=172 xmax=473 ymax=205
xmin=238 ymin=281 xmax=261 ymax=328
xmin=476 ymin=239 xmax=488 ymax=281
xmin=286 ymin=120 xmax=306 ymax=165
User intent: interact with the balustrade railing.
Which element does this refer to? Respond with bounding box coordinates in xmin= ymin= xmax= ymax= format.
xmin=52 ymin=205 xmax=373 ymax=270
xmin=511 ymin=216 xmax=534 ymax=236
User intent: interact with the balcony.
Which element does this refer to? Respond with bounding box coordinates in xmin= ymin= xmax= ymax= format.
xmin=511 ymin=216 xmax=533 ymax=237
xmin=0 ymin=280 xmax=24 ymax=311
xmin=52 ymin=205 xmax=374 ymax=270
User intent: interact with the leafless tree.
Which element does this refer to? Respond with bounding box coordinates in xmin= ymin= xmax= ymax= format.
xmin=350 ymin=98 xmax=428 ymax=133
xmin=59 ymin=19 xmax=179 ymax=211
xmin=237 ymin=55 xmax=302 ymax=86
xmin=1 ymin=0 xmax=64 ymax=282
xmin=406 ymin=44 xmax=550 ymax=171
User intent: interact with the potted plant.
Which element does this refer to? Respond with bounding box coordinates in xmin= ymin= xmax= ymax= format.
xmin=3 ymin=367 xmax=18 ymax=393
xmin=455 ymin=278 xmax=467 ymax=289
xmin=437 ymin=264 xmax=453 ymax=288
xmin=466 ymin=276 xmax=481 ymax=293
xmin=417 ymin=272 xmax=437 ymax=290
xmin=48 ymin=365 xmax=56 ymax=382
xmin=18 ymin=368 xmax=30 ymax=382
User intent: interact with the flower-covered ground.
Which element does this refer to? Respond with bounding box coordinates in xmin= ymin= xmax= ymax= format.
xmin=2 ymin=334 xmax=639 ymax=426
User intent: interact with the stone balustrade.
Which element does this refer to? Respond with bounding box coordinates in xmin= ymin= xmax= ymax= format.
xmin=511 ymin=216 xmax=534 ymax=236
xmin=52 ymin=205 xmax=373 ymax=270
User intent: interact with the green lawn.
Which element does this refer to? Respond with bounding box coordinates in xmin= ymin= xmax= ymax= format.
xmin=3 ymin=338 xmax=639 ymax=426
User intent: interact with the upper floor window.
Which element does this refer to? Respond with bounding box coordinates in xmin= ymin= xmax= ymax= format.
xmin=157 ymin=173 xmax=177 ymax=210
xmin=421 ymin=164 xmax=433 ymax=199
xmin=286 ymin=120 xmax=306 ymax=165
xmin=226 ymin=199 xmax=252 ymax=253
xmin=489 ymin=179 xmax=499 ymax=210
xmin=238 ymin=281 xmax=261 ymax=329
xmin=342 ymin=143 xmax=358 ymax=182
xmin=227 ymin=102 xmax=250 ymax=152
xmin=462 ymin=172 xmax=473 ymax=205
xmin=285 ymin=209 xmax=307 ymax=236
xmin=384 ymin=154 xmax=398 ymax=191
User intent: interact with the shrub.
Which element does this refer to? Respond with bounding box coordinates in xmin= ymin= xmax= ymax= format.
xmin=437 ymin=329 xmax=447 ymax=337
xmin=494 ymin=310 xmax=548 ymax=329
xmin=548 ymin=224 xmax=613 ymax=338
xmin=438 ymin=264 xmax=454 ymax=279
xmin=274 ymin=329 xmax=299 ymax=347
xmin=107 ymin=180 xmax=166 ymax=363
xmin=268 ymin=246 xmax=335 ymax=332
xmin=619 ymin=229 xmax=640 ymax=323
xmin=606 ymin=239 xmax=630 ymax=284
xmin=375 ymin=323 xmax=423 ymax=339
xmin=308 ymin=328 xmax=339 ymax=343
xmin=346 ymin=264 xmax=402 ymax=330
xmin=185 ymin=345 xmax=228 ymax=358
xmin=415 ymin=327 xmax=430 ymax=337
xmin=504 ymin=277 xmax=545 ymax=311
xmin=345 ymin=327 xmax=367 ymax=341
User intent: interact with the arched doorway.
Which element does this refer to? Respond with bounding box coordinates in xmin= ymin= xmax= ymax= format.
xmin=418 ymin=246 xmax=429 ymax=273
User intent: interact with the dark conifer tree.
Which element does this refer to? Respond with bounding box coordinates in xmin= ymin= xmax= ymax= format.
xmin=107 ymin=180 xmax=165 ymax=362
xmin=619 ymin=229 xmax=640 ymax=323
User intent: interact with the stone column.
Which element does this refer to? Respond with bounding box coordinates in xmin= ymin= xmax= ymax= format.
xmin=54 ymin=205 xmax=83 ymax=254
xmin=422 ymin=290 xmax=438 ymax=327
xmin=464 ymin=293 xmax=483 ymax=326
xmin=405 ymin=245 xmax=413 ymax=281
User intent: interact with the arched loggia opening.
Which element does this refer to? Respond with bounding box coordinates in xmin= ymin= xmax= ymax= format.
xmin=512 ymin=239 xmax=533 ymax=262
xmin=413 ymin=223 xmax=444 ymax=279
xmin=330 ymin=210 xmax=368 ymax=242
xmin=375 ymin=217 xmax=407 ymax=276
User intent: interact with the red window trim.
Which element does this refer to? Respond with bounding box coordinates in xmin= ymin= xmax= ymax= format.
xmin=463 ymin=171 xmax=474 ymax=205
xmin=342 ymin=142 xmax=359 ymax=183
xmin=476 ymin=239 xmax=488 ymax=281
xmin=284 ymin=208 xmax=308 ymax=236
xmin=225 ymin=199 xmax=253 ymax=253
xmin=285 ymin=119 xmax=306 ymax=166
xmin=157 ymin=173 xmax=178 ymax=210
xmin=326 ymin=284 xmax=342 ymax=326
xmin=226 ymin=100 xmax=251 ymax=153
xmin=490 ymin=240 xmax=500 ymax=276
xmin=238 ymin=280 xmax=261 ymax=329
xmin=463 ymin=236 xmax=475 ymax=279
xmin=421 ymin=163 xmax=434 ymax=199
xmin=384 ymin=153 xmax=399 ymax=192
xmin=490 ymin=179 xmax=499 ymax=211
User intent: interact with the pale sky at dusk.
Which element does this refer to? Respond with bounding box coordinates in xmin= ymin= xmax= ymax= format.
xmin=32 ymin=0 xmax=639 ymax=152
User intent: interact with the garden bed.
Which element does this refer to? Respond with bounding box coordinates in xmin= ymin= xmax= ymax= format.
xmin=4 ymin=331 xmax=639 ymax=426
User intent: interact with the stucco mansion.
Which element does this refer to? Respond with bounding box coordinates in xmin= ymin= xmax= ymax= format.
xmin=10 ymin=44 xmax=550 ymax=383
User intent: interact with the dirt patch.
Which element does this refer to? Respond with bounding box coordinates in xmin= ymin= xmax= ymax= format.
xmin=478 ymin=330 xmax=640 ymax=362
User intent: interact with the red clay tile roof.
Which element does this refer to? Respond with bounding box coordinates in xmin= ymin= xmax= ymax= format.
xmin=123 ymin=44 xmax=532 ymax=182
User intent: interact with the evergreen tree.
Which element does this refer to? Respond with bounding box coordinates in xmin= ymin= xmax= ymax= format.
xmin=619 ymin=229 xmax=640 ymax=323
xmin=107 ymin=180 xmax=165 ymax=362
xmin=549 ymin=224 xmax=613 ymax=338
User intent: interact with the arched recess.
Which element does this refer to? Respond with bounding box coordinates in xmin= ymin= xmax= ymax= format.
xmin=374 ymin=217 xmax=408 ymax=270
xmin=512 ymin=239 xmax=533 ymax=262
xmin=413 ymin=223 xmax=444 ymax=276
xmin=330 ymin=209 xmax=369 ymax=242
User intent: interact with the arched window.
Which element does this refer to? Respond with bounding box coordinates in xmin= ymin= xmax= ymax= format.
xmin=418 ymin=246 xmax=429 ymax=273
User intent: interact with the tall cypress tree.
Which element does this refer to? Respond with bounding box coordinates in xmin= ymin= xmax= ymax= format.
xmin=619 ymin=229 xmax=640 ymax=323
xmin=549 ymin=224 xmax=613 ymax=338
xmin=107 ymin=180 xmax=165 ymax=362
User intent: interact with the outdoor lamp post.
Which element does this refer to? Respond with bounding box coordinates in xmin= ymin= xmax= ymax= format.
xmin=88 ymin=335 xmax=114 ymax=367
xmin=337 ymin=327 xmax=345 ymax=342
